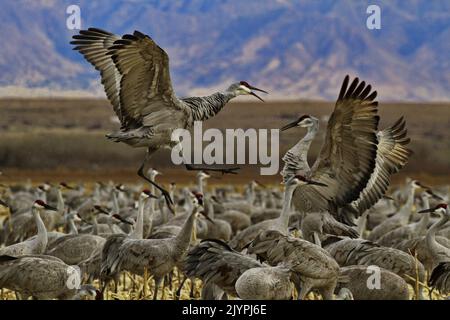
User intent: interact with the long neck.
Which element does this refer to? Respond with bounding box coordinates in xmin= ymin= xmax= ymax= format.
xmin=416 ymin=196 xmax=430 ymax=234
xmin=206 ymin=198 xmax=215 ymax=219
xmin=277 ymin=184 xmax=296 ymax=228
xmin=130 ymin=197 xmax=144 ymax=239
xmin=32 ymin=207 xmax=48 ymax=251
xmin=398 ymin=184 xmax=416 ymax=220
xmin=197 ymin=177 xmax=204 ymax=194
xmin=57 ymin=189 xmax=65 ymax=213
xmin=112 ymin=191 xmax=120 ymax=213
xmin=174 ymin=209 xmax=198 ymax=251
xmin=426 ymin=212 xmax=449 ymax=259
xmin=68 ymin=217 xmax=78 ymax=235
xmin=184 ymin=91 xmax=235 ymax=121
xmin=282 ymin=124 xmax=318 ymax=180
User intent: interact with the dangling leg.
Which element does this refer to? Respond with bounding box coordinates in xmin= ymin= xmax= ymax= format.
xmin=138 ymin=148 xmax=174 ymax=211
xmin=185 ymin=164 xmax=240 ymax=175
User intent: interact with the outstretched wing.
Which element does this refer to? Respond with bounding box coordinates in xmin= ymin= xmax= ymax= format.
xmin=185 ymin=239 xmax=262 ymax=296
xmin=71 ymin=28 xmax=122 ymax=122
xmin=293 ymin=76 xmax=379 ymax=223
xmin=72 ymin=29 xmax=188 ymax=130
xmin=108 ymin=30 xmax=187 ymax=129
xmin=346 ymin=117 xmax=412 ymax=216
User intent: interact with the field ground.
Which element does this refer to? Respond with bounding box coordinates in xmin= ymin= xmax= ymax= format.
xmin=0 ymin=98 xmax=449 ymax=185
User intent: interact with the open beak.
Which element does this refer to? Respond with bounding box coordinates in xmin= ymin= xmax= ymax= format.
xmin=307 ymin=179 xmax=328 ymax=187
xmin=247 ymin=85 xmax=268 ymax=102
xmin=280 ymin=120 xmax=299 ymax=132
xmin=44 ymin=203 xmax=58 ymax=211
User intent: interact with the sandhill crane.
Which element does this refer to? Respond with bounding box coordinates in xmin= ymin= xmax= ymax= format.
xmin=416 ymin=204 xmax=450 ymax=270
xmin=429 ymin=262 xmax=450 ymax=296
xmin=0 ymin=255 xmax=99 ymax=300
xmin=201 ymin=196 xmax=232 ymax=241
xmin=323 ymin=236 xmax=426 ymax=299
xmin=247 ymin=230 xmax=340 ymax=300
xmin=367 ymin=180 xmax=424 ymax=241
xmin=235 ymin=265 xmax=292 ymax=300
xmin=280 ymin=76 xmax=411 ymax=227
xmin=71 ymin=28 xmax=266 ymax=206
xmin=101 ymin=192 xmax=206 ymax=299
xmin=336 ymin=265 xmax=410 ymax=300
xmin=377 ymin=190 xmax=441 ymax=247
xmin=230 ymin=175 xmax=326 ymax=251
xmin=0 ymin=200 xmax=56 ymax=257
xmin=185 ymin=239 xmax=263 ymax=299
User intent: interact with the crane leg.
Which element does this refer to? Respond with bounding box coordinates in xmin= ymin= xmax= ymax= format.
xmin=138 ymin=149 xmax=174 ymax=211
xmin=153 ymin=277 xmax=162 ymax=300
xmin=175 ymin=276 xmax=187 ymax=300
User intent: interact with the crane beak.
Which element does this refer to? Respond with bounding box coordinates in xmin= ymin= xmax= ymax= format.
xmin=0 ymin=199 xmax=8 ymax=208
xmin=246 ymin=85 xmax=267 ymax=102
xmin=199 ymin=211 xmax=215 ymax=224
xmin=94 ymin=205 xmax=110 ymax=215
xmin=280 ymin=120 xmax=298 ymax=131
xmin=307 ymin=179 xmax=328 ymax=187
xmin=418 ymin=208 xmax=434 ymax=213
xmin=43 ymin=203 xmax=58 ymax=211
xmin=112 ymin=214 xmax=133 ymax=225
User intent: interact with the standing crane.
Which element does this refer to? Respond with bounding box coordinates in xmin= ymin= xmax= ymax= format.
xmin=0 ymin=200 xmax=56 ymax=257
xmin=280 ymin=76 xmax=412 ymax=226
xmin=71 ymin=28 xmax=267 ymax=207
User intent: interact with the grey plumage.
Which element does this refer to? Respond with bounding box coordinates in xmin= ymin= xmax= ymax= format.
xmin=281 ymin=76 xmax=411 ymax=226
xmin=0 ymin=255 xmax=98 ymax=300
xmin=185 ymin=239 xmax=263 ymax=297
xmin=247 ymin=230 xmax=340 ymax=300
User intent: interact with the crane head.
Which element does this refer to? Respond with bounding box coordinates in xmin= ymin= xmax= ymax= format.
xmin=33 ymin=199 xmax=57 ymax=211
xmin=141 ymin=189 xmax=158 ymax=199
xmin=229 ymin=81 xmax=268 ymax=102
xmin=418 ymin=203 xmax=448 ymax=216
xmin=281 ymin=115 xmax=318 ymax=131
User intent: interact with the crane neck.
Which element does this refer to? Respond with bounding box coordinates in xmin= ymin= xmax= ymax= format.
xmin=277 ymin=184 xmax=296 ymax=229
xmin=174 ymin=206 xmax=199 ymax=253
xmin=197 ymin=176 xmax=204 ymax=194
xmin=281 ymin=124 xmax=319 ymax=180
xmin=425 ymin=211 xmax=449 ymax=260
xmin=112 ymin=190 xmax=120 ymax=213
xmin=57 ymin=189 xmax=65 ymax=213
xmin=32 ymin=207 xmax=48 ymax=253
xmin=130 ymin=197 xmax=145 ymax=239
xmin=185 ymin=91 xmax=234 ymax=122
xmin=68 ymin=216 xmax=78 ymax=235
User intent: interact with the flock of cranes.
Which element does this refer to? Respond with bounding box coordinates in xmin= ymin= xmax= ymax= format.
xmin=0 ymin=28 xmax=448 ymax=300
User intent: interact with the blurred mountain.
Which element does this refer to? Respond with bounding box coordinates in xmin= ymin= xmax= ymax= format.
xmin=0 ymin=0 xmax=449 ymax=101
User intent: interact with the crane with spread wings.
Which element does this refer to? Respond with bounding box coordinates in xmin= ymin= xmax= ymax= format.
xmin=280 ymin=75 xmax=412 ymax=226
xmin=71 ymin=28 xmax=267 ymax=208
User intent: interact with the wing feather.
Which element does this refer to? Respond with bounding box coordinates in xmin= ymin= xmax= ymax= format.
xmin=293 ymin=76 xmax=380 ymax=224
